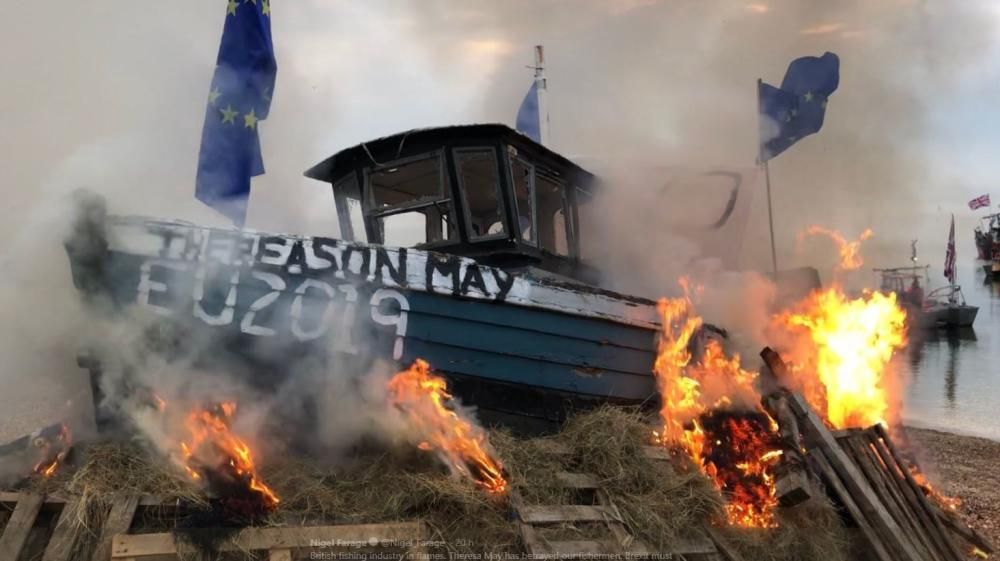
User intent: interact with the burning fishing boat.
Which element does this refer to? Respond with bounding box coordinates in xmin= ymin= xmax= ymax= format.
xmin=66 ymin=124 xmax=669 ymax=430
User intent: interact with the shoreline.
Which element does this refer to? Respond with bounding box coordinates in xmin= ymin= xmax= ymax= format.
xmin=907 ymin=426 xmax=1000 ymax=550
xmin=903 ymin=420 xmax=1000 ymax=444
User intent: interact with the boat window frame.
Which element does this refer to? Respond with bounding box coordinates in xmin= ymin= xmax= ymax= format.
xmin=453 ymin=146 xmax=509 ymax=243
xmin=508 ymin=155 xmax=538 ymax=247
xmin=362 ymin=150 xmax=457 ymax=248
xmin=332 ymin=172 xmax=362 ymax=241
xmin=534 ymin=166 xmax=575 ymax=259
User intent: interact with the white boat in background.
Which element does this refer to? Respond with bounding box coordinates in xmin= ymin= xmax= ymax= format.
xmin=920 ymin=286 xmax=978 ymax=329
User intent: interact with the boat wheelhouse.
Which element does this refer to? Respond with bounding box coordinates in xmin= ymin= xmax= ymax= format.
xmin=305 ymin=124 xmax=601 ymax=285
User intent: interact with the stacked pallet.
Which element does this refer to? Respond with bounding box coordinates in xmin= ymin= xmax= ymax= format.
xmin=0 ymin=492 xmax=427 ymax=561
xmin=761 ymin=348 xmax=995 ymax=561
xmin=509 ymin=442 xmax=740 ymax=561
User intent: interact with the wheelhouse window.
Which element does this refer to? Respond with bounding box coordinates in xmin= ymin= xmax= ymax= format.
xmin=455 ymin=149 xmax=506 ymax=240
xmin=366 ymin=152 xmax=455 ymax=246
xmin=536 ymin=169 xmax=571 ymax=256
xmin=511 ymin=158 xmax=535 ymax=244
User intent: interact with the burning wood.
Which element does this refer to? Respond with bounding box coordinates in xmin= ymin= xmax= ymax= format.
xmin=698 ymin=410 xmax=782 ymax=528
xmin=387 ymin=359 xmax=507 ymax=494
xmin=651 ymin=282 xmax=782 ymax=528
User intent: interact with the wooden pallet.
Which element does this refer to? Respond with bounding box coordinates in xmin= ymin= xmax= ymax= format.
xmin=0 ymin=492 xmax=146 ymax=561
xmin=787 ymin=393 xmax=992 ymax=561
xmin=0 ymin=491 xmax=427 ymax=561
xmin=511 ymin=445 xmax=725 ymax=560
xmin=111 ymin=521 xmax=427 ymax=560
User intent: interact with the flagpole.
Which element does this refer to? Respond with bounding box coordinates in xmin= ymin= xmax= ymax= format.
xmin=534 ymin=45 xmax=549 ymax=145
xmin=757 ymin=78 xmax=779 ymax=277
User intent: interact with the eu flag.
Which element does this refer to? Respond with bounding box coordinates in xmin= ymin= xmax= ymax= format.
xmin=516 ymin=81 xmax=541 ymax=143
xmin=195 ymin=0 xmax=277 ymax=226
xmin=759 ymin=52 xmax=839 ymax=161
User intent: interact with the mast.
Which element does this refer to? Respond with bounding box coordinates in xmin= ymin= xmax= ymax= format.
xmin=757 ymin=79 xmax=778 ymax=276
xmin=533 ymin=45 xmax=550 ymax=146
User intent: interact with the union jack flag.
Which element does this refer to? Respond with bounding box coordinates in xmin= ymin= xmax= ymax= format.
xmin=944 ymin=214 xmax=956 ymax=285
xmin=968 ymin=194 xmax=990 ymax=210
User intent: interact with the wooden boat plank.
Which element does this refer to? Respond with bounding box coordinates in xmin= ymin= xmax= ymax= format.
xmin=402 ymin=339 xmax=655 ymax=400
xmin=406 ymin=311 xmax=656 ymax=375
xmin=405 ymin=290 xmax=657 ymax=350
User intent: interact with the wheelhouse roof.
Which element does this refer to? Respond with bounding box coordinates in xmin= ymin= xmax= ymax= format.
xmin=303 ymin=123 xmax=597 ymax=196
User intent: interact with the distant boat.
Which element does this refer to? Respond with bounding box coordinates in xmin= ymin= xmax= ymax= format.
xmin=974 ymin=212 xmax=1000 ymax=261
xmin=936 ymin=217 xmax=979 ymax=328
xmin=920 ymin=286 xmax=978 ymax=329
xmin=874 ymin=267 xmax=978 ymax=329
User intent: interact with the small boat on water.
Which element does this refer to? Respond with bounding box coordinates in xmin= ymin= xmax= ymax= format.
xmin=920 ymin=286 xmax=978 ymax=329
xmin=974 ymin=212 xmax=1000 ymax=278
xmin=874 ymin=267 xmax=978 ymax=329
xmin=878 ymin=218 xmax=977 ymax=329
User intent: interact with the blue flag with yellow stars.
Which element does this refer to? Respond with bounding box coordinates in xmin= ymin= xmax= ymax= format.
xmin=196 ymin=0 xmax=276 ymax=226
xmin=759 ymin=52 xmax=839 ymax=162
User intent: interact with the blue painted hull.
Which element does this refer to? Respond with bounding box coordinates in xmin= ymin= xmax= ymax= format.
xmin=66 ymin=215 xmax=662 ymax=426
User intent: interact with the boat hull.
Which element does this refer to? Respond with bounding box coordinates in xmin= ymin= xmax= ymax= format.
xmin=919 ymin=305 xmax=979 ymax=329
xmin=65 ymin=211 xmax=663 ymax=428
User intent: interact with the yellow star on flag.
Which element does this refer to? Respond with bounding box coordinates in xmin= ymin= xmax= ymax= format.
xmin=262 ymin=0 xmax=270 ymax=16
xmin=244 ymin=108 xmax=259 ymax=129
xmin=220 ymin=105 xmax=238 ymax=124
xmin=226 ymin=0 xmax=238 ymax=16
xmin=803 ymin=91 xmax=813 ymax=103
xmin=208 ymin=88 xmax=222 ymax=106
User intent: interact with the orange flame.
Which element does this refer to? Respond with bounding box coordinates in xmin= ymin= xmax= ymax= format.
xmin=387 ymin=359 xmax=507 ymax=494
xmin=910 ymin=466 xmax=961 ymax=512
xmin=801 ymin=226 xmax=874 ymax=271
xmin=772 ymin=286 xmax=907 ymax=429
xmin=174 ymin=402 xmax=280 ymax=509
xmin=652 ymin=282 xmax=780 ymax=528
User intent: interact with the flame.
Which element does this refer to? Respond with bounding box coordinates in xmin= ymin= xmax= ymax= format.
xmin=652 ymin=282 xmax=781 ymax=528
xmin=910 ymin=466 xmax=961 ymax=512
xmin=773 ymin=286 xmax=907 ymax=429
xmin=387 ymin=359 xmax=507 ymax=494
xmin=801 ymin=226 xmax=874 ymax=271
xmin=32 ymin=424 xmax=72 ymax=479
xmin=174 ymin=402 xmax=279 ymax=509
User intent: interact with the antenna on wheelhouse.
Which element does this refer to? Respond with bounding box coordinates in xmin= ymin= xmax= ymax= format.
xmin=533 ymin=45 xmax=550 ymax=145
